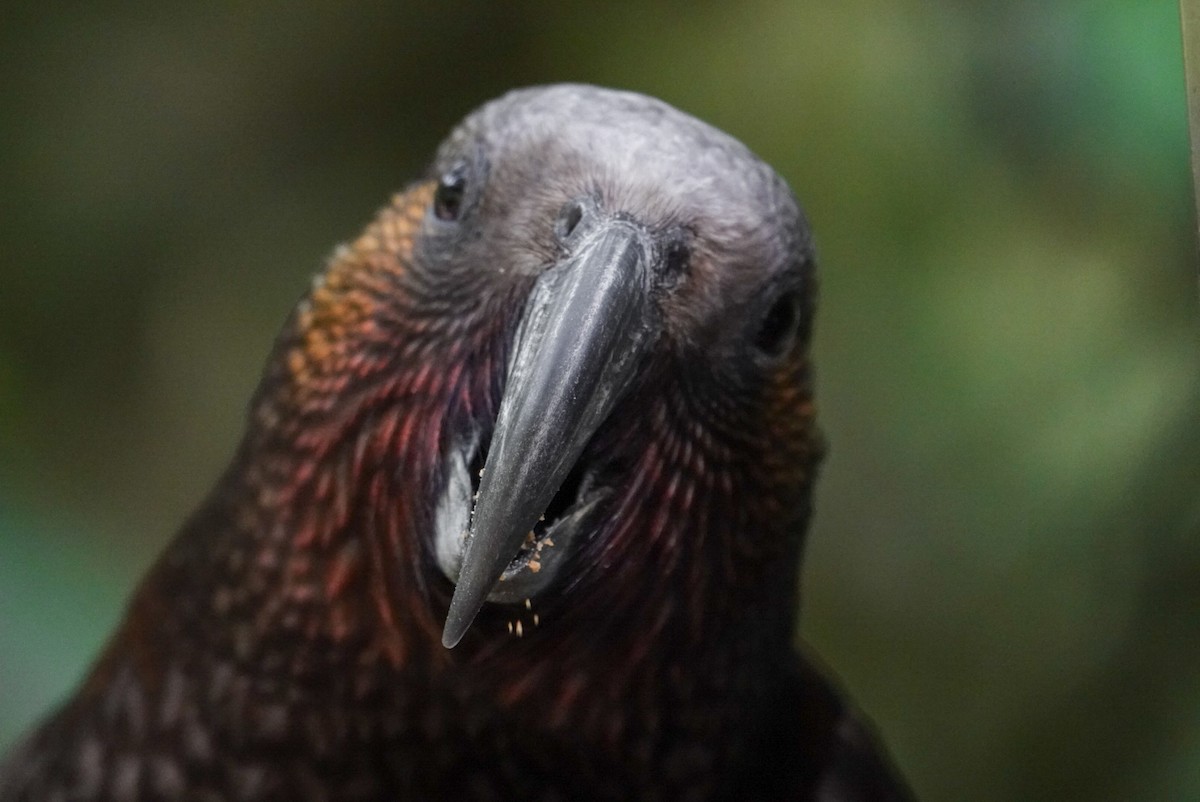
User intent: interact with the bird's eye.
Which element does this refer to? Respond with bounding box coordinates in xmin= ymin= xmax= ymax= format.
xmin=664 ymin=240 xmax=690 ymax=279
xmin=754 ymin=291 xmax=801 ymax=358
xmin=433 ymin=165 xmax=468 ymax=222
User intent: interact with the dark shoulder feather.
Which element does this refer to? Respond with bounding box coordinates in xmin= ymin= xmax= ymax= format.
xmin=736 ymin=652 xmax=916 ymax=801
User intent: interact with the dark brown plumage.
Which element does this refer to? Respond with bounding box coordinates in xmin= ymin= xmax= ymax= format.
xmin=0 ymin=85 xmax=914 ymax=801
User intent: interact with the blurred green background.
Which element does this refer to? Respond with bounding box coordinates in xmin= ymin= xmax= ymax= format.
xmin=1 ymin=2 xmax=1197 ymax=799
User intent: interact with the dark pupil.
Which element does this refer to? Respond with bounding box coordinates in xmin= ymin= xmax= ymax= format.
xmin=434 ymin=171 xmax=466 ymax=221
xmin=755 ymin=292 xmax=799 ymax=356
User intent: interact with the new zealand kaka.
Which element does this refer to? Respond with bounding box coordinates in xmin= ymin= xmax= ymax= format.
xmin=0 ymin=84 xmax=915 ymax=801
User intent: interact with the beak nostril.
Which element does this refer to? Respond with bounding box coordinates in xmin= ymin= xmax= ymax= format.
xmin=556 ymin=201 xmax=585 ymax=241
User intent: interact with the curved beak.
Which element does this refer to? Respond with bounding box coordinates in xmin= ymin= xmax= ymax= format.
xmin=442 ymin=220 xmax=656 ymax=648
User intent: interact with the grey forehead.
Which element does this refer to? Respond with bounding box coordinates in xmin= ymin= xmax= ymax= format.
xmin=438 ymin=85 xmax=806 ymax=253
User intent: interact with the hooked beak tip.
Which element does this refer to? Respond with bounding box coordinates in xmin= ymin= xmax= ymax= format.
xmin=441 ymin=624 xmax=464 ymax=649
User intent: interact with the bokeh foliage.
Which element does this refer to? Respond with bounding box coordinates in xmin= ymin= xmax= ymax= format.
xmin=1 ymin=3 xmax=1196 ymax=800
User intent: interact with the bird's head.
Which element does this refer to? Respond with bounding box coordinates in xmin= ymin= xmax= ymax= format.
xmin=257 ymin=85 xmax=822 ymax=674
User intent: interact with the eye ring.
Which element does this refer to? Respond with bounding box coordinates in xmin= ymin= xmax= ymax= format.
xmin=433 ymin=164 xmax=469 ymax=222
xmin=754 ymin=291 xmax=801 ymax=359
